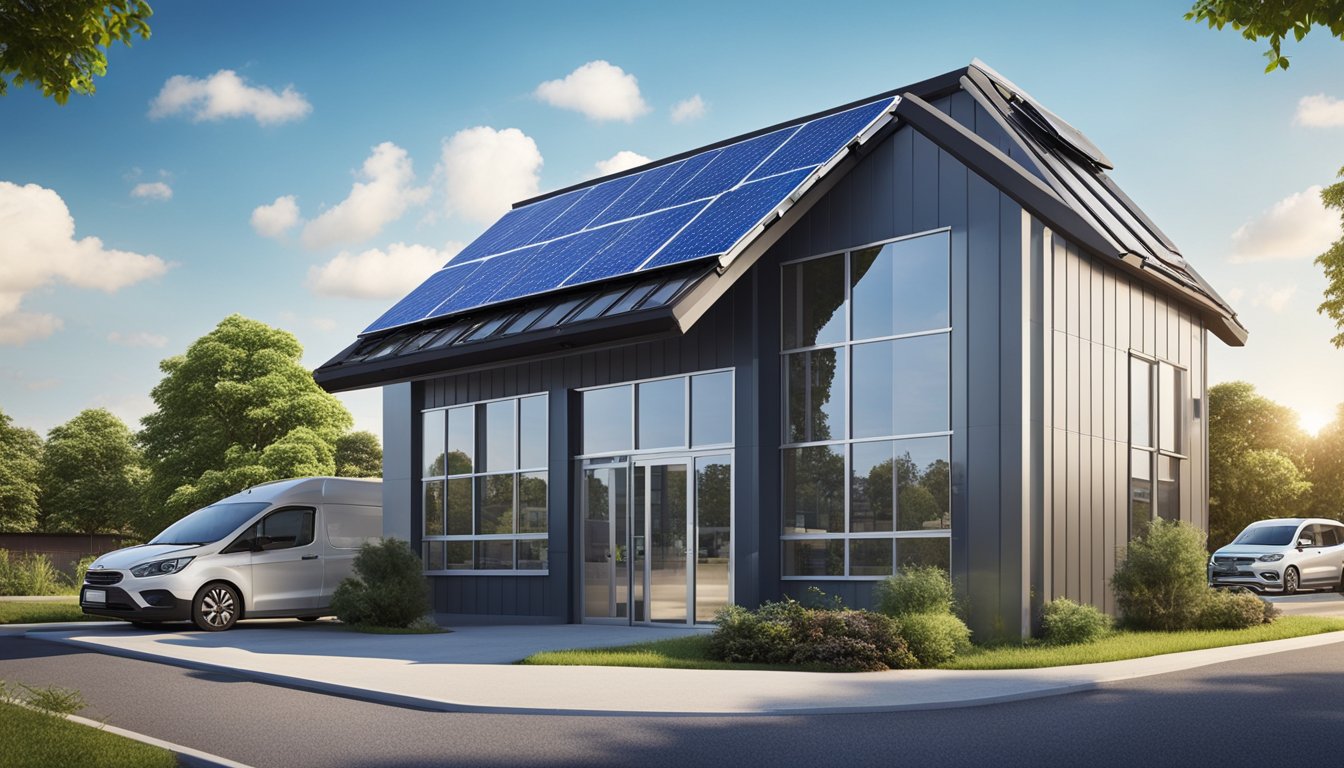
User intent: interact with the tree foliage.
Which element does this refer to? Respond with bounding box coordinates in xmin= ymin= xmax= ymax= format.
xmin=1316 ymin=168 xmax=1344 ymax=348
xmin=1186 ymin=0 xmax=1344 ymax=71
xmin=0 ymin=408 xmax=43 ymax=532
xmin=335 ymin=431 xmax=382 ymax=478
xmin=138 ymin=315 xmax=353 ymax=533
xmin=1208 ymin=382 xmax=1312 ymax=549
xmin=1307 ymin=403 xmax=1344 ymax=520
xmin=0 ymin=0 xmax=152 ymax=104
xmin=38 ymin=408 xmax=145 ymax=535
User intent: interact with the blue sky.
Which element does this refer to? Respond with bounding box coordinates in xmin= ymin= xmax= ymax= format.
xmin=3 ymin=0 xmax=1343 ymax=439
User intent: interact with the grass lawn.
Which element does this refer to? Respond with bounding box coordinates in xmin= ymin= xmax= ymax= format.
xmin=0 ymin=702 xmax=175 ymax=768
xmin=520 ymin=616 xmax=1344 ymax=671
xmin=0 ymin=602 xmax=100 ymax=625
xmin=943 ymin=615 xmax=1344 ymax=669
xmin=520 ymin=634 xmax=797 ymax=671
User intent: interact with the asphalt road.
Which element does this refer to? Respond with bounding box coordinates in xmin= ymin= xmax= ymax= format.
xmin=3 ymin=634 xmax=1343 ymax=768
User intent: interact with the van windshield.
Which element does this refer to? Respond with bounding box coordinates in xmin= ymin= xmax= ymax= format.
xmin=150 ymin=502 xmax=272 ymax=545
xmin=1232 ymin=525 xmax=1299 ymax=547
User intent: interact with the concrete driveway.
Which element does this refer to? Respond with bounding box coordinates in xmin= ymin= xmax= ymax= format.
xmin=1264 ymin=592 xmax=1344 ymax=618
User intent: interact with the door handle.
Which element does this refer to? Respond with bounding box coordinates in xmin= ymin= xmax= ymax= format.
xmin=302 ymin=555 xmax=319 ymax=560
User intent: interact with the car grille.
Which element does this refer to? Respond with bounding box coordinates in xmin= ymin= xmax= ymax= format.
xmin=84 ymin=570 xmax=123 ymax=586
xmin=1213 ymin=556 xmax=1255 ymax=565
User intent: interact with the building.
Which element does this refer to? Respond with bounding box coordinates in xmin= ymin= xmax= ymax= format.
xmin=315 ymin=61 xmax=1245 ymax=640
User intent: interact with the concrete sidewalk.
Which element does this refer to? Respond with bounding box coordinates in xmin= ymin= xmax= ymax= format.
xmin=27 ymin=622 xmax=1344 ymax=716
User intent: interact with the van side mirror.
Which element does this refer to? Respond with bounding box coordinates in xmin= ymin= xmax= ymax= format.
xmin=1298 ymin=537 xmax=1313 ymax=548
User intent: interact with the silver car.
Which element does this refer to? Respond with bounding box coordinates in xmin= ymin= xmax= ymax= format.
xmin=1209 ymin=518 xmax=1344 ymax=594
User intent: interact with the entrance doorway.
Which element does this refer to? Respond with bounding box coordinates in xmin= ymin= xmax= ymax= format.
xmin=582 ymin=455 xmax=730 ymax=625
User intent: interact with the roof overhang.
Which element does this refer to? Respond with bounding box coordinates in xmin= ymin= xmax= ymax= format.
xmin=893 ymin=90 xmax=1247 ymax=347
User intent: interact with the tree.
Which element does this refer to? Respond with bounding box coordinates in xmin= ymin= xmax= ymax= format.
xmin=0 ymin=407 xmax=42 ymax=532
xmin=138 ymin=315 xmax=353 ymax=534
xmin=1306 ymin=404 xmax=1344 ymax=520
xmin=1207 ymin=382 xmax=1312 ymax=549
xmin=38 ymin=409 xmax=144 ymax=535
xmin=0 ymin=0 xmax=153 ymax=104
xmin=1316 ymin=168 xmax=1344 ymax=348
xmin=1186 ymin=1 xmax=1344 ymax=71
xmin=335 ymin=431 xmax=382 ymax=478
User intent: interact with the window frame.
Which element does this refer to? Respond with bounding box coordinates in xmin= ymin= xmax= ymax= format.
xmin=1128 ymin=352 xmax=1188 ymax=534
xmin=421 ymin=392 xmax=550 ymax=576
xmin=574 ymin=368 xmax=736 ymax=461
xmin=778 ymin=229 xmax=954 ymax=581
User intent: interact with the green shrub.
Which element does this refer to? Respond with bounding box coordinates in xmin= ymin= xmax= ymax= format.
xmin=1110 ymin=520 xmax=1210 ymax=631
xmin=895 ymin=612 xmax=972 ymax=666
xmin=0 ymin=551 xmax=64 ymax=596
xmin=1040 ymin=598 xmax=1111 ymax=645
xmin=68 ymin=556 xmax=97 ymax=591
xmin=1196 ymin=589 xmax=1278 ymax=630
xmin=874 ymin=566 xmax=955 ymax=617
xmin=708 ymin=600 xmax=917 ymax=671
xmin=331 ymin=538 xmax=430 ymax=628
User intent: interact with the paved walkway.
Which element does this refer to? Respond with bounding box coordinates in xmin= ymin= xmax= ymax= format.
xmin=25 ymin=621 xmax=1344 ymax=716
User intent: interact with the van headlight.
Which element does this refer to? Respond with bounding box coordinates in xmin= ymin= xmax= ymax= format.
xmin=1257 ymin=553 xmax=1284 ymax=562
xmin=130 ymin=557 xmax=195 ymax=578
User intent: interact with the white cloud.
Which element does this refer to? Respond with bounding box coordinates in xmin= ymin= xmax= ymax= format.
xmin=307 ymin=241 xmax=464 ymax=299
xmin=1296 ymin=94 xmax=1344 ymax=127
xmin=251 ymin=195 xmax=301 ymax=238
xmin=1252 ymin=285 xmax=1297 ymax=313
xmin=149 ymin=69 xmax=312 ymax=125
xmin=1229 ymin=185 xmax=1341 ymax=262
xmin=594 ymin=150 xmax=651 ymax=177
xmin=107 ymin=331 xmax=168 ymax=348
xmin=0 ymin=181 xmax=169 ymax=345
xmin=300 ymin=142 xmax=430 ymax=249
xmin=671 ymin=94 xmax=707 ymax=123
xmin=130 ymin=181 xmax=173 ymax=201
xmin=534 ymin=61 xmax=650 ymax=122
xmin=440 ymin=127 xmax=543 ymax=224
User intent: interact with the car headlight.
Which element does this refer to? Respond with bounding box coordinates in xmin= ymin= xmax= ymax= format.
xmin=1257 ymin=553 xmax=1284 ymax=562
xmin=130 ymin=557 xmax=194 ymax=578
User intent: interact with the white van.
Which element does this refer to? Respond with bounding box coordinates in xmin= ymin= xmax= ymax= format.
xmin=81 ymin=477 xmax=382 ymax=631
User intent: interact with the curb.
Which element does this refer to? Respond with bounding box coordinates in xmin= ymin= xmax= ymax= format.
xmin=29 ymin=628 xmax=1344 ymax=718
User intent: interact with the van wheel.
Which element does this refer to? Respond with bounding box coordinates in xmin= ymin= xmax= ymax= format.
xmin=1283 ymin=566 xmax=1300 ymax=596
xmin=192 ymin=583 xmax=240 ymax=631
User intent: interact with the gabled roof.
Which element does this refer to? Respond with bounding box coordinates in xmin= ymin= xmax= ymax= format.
xmin=315 ymin=62 xmax=1244 ymax=393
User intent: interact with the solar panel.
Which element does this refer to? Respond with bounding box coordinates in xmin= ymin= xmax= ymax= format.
xmin=360 ymin=96 xmax=897 ymax=335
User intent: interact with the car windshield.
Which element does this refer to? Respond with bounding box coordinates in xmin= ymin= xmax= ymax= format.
xmin=149 ymin=501 xmax=272 ymax=545
xmin=1232 ymin=525 xmax=1299 ymax=547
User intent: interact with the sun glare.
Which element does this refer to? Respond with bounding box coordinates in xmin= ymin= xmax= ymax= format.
xmin=1299 ymin=410 xmax=1334 ymax=437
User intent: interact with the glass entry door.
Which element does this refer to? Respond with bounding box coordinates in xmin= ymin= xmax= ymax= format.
xmin=581 ymin=455 xmax=731 ymax=625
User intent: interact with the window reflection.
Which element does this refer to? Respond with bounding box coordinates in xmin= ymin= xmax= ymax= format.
xmin=783 ymin=445 xmax=845 ymax=533
xmin=691 ymin=372 xmax=732 ymax=447
xmin=852 ymin=335 xmax=949 ymax=439
xmin=782 ymin=253 xmax=846 ymax=349
xmin=638 ymin=378 xmax=686 ymax=449
xmin=583 ymin=385 xmax=633 ymax=454
xmin=851 ymin=233 xmax=951 ymax=341
xmin=785 ymin=348 xmax=845 ymax=443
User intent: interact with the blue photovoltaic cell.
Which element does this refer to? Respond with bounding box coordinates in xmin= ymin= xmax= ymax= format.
xmin=563 ymin=202 xmax=706 ymax=288
xmin=453 ymin=188 xmax=586 ymax=264
xmin=645 ymin=167 xmax=814 ymax=270
xmin=426 ymin=245 xmax=545 ymax=319
xmin=487 ymin=224 xmax=631 ymax=304
xmin=628 ymin=150 xmax=721 ymax=219
xmin=589 ymin=160 xmax=686 ymax=227
xmin=661 ymin=127 xmax=797 ymax=208
xmin=532 ymin=175 xmax=639 ymax=243
xmin=362 ymin=261 xmax=482 ymax=333
xmin=748 ymin=98 xmax=893 ymax=181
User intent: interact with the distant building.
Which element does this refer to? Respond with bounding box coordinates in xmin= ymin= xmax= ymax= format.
xmin=316 ymin=61 xmax=1245 ymax=640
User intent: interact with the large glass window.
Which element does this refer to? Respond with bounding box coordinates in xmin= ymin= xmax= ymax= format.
xmin=582 ymin=371 xmax=733 ymax=456
xmin=1129 ymin=357 xmax=1186 ymax=536
xmin=422 ymin=394 xmax=549 ymax=573
xmin=781 ymin=231 xmax=952 ymax=578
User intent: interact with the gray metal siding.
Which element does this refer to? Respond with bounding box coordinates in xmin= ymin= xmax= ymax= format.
xmin=1037 ymin=227 xmax=1208 ymax=616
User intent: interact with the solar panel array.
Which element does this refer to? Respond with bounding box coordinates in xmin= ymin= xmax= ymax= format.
xmin=363 ymin=97 xmax=897 ymax=335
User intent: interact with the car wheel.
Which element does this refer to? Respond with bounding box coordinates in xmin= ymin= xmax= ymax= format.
xmin=192 ymin=583 xmax=240 ymax=631
xmin=1283 ymin=566 xmax=1300 ymax=596
xmin=297 ymin=616 xmax=319 ymax=622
